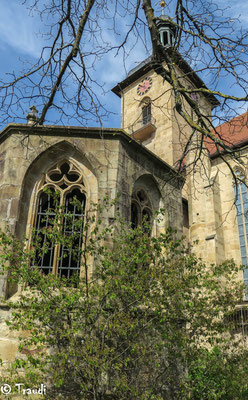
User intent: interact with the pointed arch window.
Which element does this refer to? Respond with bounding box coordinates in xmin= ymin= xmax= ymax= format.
xmin=234 ymin=169 xmax=248 ymax=298
xmin=32 ymin=161 xmax=86 ymax=278
xmin=131 ymin=189 xmax=152 ymax=233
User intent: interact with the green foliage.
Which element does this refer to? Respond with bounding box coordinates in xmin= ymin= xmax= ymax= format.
xmin=0 ymin=198 xmax=247 ymax=399
xmin=187 ymin=347 xmax=248 ymax=399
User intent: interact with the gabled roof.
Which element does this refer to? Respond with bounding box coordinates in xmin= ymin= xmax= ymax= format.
xmin=205 ymin=112 xmax=248 ymax=158
xmin=111 ymin=51 xmax=219 ymax=107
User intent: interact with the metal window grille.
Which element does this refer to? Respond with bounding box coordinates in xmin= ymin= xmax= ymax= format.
xmin=58 ymin=189 xmax=86 ymax=278
xmin=32 ymin=161 xmax=86 ymax=278
xmin=32 ymin=190 xmax=56 ymax=274
xmin=228 ymin=306 xmax=248 ymax=337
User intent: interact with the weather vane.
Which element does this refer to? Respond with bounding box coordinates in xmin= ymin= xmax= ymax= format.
xmin=160 ymin=0 xmax=166 ymax=15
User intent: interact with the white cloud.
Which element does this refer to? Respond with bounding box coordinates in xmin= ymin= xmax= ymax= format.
xmin=96 ymin=39 xmax=150 ymax=86
xmin=0 ymin=1 xmax=43 ymax=57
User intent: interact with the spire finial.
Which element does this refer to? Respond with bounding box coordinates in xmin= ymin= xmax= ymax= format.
xmin=160 ymin=0 xmax=166 ymax=16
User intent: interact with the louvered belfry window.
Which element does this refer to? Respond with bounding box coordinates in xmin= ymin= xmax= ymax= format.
xmin=32 ymin=161 xmax=86 ymax=278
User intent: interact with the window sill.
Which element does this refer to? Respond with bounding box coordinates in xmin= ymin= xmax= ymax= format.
xmin=132 ymin=122 xmax=156 ymax=142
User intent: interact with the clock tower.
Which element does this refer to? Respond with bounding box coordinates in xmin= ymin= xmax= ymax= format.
xmin=112 ymin=14 xmax=217 ymax=168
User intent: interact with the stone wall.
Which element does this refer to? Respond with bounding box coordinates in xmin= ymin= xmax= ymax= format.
xmin=0 ymin=124 xmax=183 ymax=369
xmin=187 ymin=143 xmax=248 ymax=288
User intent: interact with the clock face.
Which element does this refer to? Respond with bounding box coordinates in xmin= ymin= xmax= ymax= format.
xmin=137 ymin=77 xmax=152 ymax=96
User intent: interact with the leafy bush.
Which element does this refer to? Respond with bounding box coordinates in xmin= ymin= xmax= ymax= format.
xmin=0 ymin=199 xmax=247 ymax=399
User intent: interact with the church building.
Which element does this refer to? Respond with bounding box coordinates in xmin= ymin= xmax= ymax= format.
xmin=0 ymin=13 xmax=247 ymax=362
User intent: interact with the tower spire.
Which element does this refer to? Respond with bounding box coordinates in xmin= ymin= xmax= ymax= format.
xmin=160 ymin=0 xmax=165 ymax=16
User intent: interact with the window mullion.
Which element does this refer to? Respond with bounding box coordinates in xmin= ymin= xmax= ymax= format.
xmin=52 ymin=193 xmax=63 ymax=275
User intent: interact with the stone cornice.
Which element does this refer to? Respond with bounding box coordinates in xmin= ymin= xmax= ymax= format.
xmin=0 ymin=123 xmax=184 ymax=188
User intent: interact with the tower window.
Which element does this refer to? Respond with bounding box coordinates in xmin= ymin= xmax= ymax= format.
xmin=32 ymin=161 xmax=86 ymax=278
xmin=142 ymin=102 xmax=151 ymax=125
xmin=162 ymin=31 xmax=168 ymax=46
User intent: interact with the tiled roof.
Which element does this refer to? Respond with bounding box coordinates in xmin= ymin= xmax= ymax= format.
xmin=111 ymin=52 xmax=219 ymax=106
xmin=205 ymin=112 xmax=248 ymax=157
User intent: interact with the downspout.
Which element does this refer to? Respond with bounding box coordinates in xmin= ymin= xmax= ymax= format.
xmin=120 ymin=85 xmax=124 ymax=129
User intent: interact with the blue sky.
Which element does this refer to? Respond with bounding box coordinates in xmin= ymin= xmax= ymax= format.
xmin=0 ymin=0 xmax=152 ymax=128
xmin=0 ymin=0 xmax=247 ymax=129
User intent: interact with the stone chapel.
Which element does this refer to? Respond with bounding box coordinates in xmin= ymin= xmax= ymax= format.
xmin=0 ymin=13 xmax=248 ymax=362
